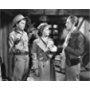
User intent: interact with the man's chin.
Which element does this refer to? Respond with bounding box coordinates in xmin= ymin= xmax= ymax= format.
xmin=20 ymin=29 xmax=24 ymax=31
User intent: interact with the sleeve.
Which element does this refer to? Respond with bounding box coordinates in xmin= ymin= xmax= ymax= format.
xmin=65 ymin=33 xmax=85 ymax=56
xmin=9 ymin=33 xmax=15 ymax=52
xmin=31 ymin=40 xmax=38 ymax=69
xmin=31 ymin=40 xmax=38 ymax=55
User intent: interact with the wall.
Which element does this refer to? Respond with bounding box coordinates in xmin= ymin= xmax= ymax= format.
xmin=0 ymin=26 xmax=9 ymax=78
xmin=0 ymin=29 xmax=2 ymax=58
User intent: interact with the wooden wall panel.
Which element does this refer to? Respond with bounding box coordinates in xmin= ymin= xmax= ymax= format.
xmin=2 ymin=27 xmax=9 ymax=77
xmin=0 ymin=29 xmax=2 ymax=58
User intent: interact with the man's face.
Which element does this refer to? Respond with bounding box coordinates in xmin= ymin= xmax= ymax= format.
xmin=66 ymin=18 xmax=73 ymax=30
xmin=17 ymin=19 xmax=26 ymax=31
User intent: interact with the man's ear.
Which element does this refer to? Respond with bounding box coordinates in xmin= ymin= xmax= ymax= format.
xmin=16 ymin=23 xmax=18 ymax=27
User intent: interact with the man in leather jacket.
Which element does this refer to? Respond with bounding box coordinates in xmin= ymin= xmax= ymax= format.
xmin=64 ymin=16 xmax=85 ymax=81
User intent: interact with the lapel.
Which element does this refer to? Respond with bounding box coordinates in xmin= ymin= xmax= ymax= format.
xmin=36 ymin=38 xmax=48 ymax=52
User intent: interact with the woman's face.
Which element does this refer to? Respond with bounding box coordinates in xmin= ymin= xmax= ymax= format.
xmin=43 ymin=27 xmax=51 ymax=36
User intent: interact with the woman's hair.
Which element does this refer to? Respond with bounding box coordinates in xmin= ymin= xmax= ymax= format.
xmin=37 ymin=23 xmax=50 ymax=36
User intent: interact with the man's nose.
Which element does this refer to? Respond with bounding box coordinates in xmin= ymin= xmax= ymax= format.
xmin=66 ymin=22 xmax=68 ymax=26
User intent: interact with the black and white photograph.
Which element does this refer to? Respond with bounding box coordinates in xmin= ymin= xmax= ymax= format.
xmin=0 ymin=9 xmax=90 ymax=81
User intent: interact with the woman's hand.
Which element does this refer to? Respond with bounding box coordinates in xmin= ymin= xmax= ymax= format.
xmin=55 ymin=55 xmax=61 ymax=60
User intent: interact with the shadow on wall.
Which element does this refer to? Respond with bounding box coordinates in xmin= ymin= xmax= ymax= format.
xmin=0 ymin=29 xmax=2 ymax=57
xmin=0 ymin=28 xmax=7 ymax=80
xmin=0 ymin=26 xmax=10 ymax=80
xmin=80 ymin=19 xmax=90 ymax=67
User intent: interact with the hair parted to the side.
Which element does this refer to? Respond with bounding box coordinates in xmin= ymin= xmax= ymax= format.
xmin=37 ymin=23 xmax=51 ymax=36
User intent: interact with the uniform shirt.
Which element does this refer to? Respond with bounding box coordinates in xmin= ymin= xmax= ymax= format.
xmin=9 ymin=30 xmax=29 ymax=52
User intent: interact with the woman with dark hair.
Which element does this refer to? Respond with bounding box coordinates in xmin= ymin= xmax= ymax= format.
xmin=31 ymin=23 xmax=57 ymax=81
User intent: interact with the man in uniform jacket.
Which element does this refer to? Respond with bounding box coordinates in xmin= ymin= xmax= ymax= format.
xmin=9 ymin=14 xmax=29 ymax=81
